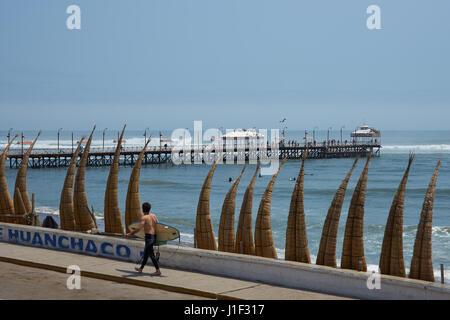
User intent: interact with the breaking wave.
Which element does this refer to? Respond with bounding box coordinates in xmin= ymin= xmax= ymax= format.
xmin=383 ymin=144 xmax=450 ymax=153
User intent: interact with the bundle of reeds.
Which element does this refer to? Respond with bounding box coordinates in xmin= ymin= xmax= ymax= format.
xmin=125 ymin=140 xmax=150 ymax=232
xmin=379 ymin=154 xmax=414 ymax=277
xmin=409 ymin=160 xmax=440 ymax=282
xmin=285 ymin=152 xmax=310 ymax=263
xmin=341 ymin=154 xmax=371 ymax=271
xmin=255 ymin=160 xmax=285 ymax=259
xmin=104 ymin=125 xmax=126 ymax=234
xmin=0 ymin=135 xmax=18 ymax=223
xmin=235 ymin=163 xmax=260 ymax=255
xmin=59 ymin=137 xmax=85 ymax=231
xmin=14 ymin=132 xmax=41 ymax=224
xmin=13 ymin=187 xmax=27 ymax=224
xmin=218 ymin=165 xmax=246 ymax=253
xmin=316 ymin=157 xmax=359 ymax=267
xmin=73 ymin=126 xmax=97 ymax=231
xmin=195 ymin=161 xmax=218 ymax=250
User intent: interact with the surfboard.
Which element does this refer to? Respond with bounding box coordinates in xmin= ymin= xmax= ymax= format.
xmin=128 ymin=221 xmax=180 ymax=245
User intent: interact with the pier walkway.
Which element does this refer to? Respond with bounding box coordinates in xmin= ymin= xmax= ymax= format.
xmin=0 ymin=242 xmax=350 ymax=300
xmin=4 ymin=142 xmax=381 ymax=169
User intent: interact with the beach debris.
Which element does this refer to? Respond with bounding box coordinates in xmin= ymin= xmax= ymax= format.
xmin=125 ymin=139 xmax=151 ymax=232
xmin=235 ymin=163 xmax=260 ymax=255
xmin=0 ymin=134 xmax=19 ymax=223
xmin=59 ymin=137 xmax=85 ymax=231
xmin=218 ymin=165 xmax=246 ymax=253
xmin=73 ymin=126 xmax=97 ymax=231
xmin=316 ymin=157 xmax=359 ymax=267
xmin=379 ymin=154 xmax=414 ymax=277
xmin=42 ymin=215 xmax=58 ymax=229
xmin=104 ymin=125 xmax=126 ymax=234
xmin=23 ymin=193 xmax=40 ymax=226
xmin=195 ymin=161 xmax=218 ymax=250
xmin=255 ymin=159 xmax=285 ymax=259
xmin=14 ymin=131 xmax=41 ymax=224
xmin=341 ymin=154 xmax=371 ymax=271
xmin=409 ymin=159 xmax=440 ymax=282
xmin=285 ymin=151 xmax=310 ymax=263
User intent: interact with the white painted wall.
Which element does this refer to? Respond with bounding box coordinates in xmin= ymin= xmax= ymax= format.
xmin=1 ymin=222 xmax=449 ymax=300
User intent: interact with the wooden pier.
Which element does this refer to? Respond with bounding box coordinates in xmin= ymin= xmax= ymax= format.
xmin=4 ymin=142 xmax=381 ymax=169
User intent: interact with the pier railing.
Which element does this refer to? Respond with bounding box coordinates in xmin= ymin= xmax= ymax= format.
xmin=2 ymin=142 xmax=381 ymax=169
xmin=5 ymin=146 xmax=163 ymax=155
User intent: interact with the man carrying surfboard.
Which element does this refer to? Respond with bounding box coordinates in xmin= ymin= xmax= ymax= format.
xmin=125 ymin=202 xmax=161 ymax=276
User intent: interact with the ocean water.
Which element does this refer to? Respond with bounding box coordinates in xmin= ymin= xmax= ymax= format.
xmin=1 ymin=129 xmax=449 ymax=282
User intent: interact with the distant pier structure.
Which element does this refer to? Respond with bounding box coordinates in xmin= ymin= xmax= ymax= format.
xmin=3 ymin=126 xmax=381 ymax=169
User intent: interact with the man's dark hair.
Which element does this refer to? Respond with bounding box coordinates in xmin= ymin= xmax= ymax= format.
xmin=142 ymin=202 xmax=151 ymax=214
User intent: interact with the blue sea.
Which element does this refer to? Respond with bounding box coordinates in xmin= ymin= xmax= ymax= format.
xmin=1 ymin=129 xmax=449 ymax=282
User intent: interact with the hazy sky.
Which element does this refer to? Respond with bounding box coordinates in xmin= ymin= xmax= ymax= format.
xmin=1 ymin=0 xmax=449 ymax=131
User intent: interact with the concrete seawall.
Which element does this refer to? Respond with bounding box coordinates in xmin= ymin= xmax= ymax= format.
xmin=1 ymin=222 xmax=449 ymax=300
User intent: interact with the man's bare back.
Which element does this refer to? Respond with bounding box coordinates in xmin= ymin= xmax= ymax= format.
xmin=141 ymin=213 xmax=158 ymax=235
